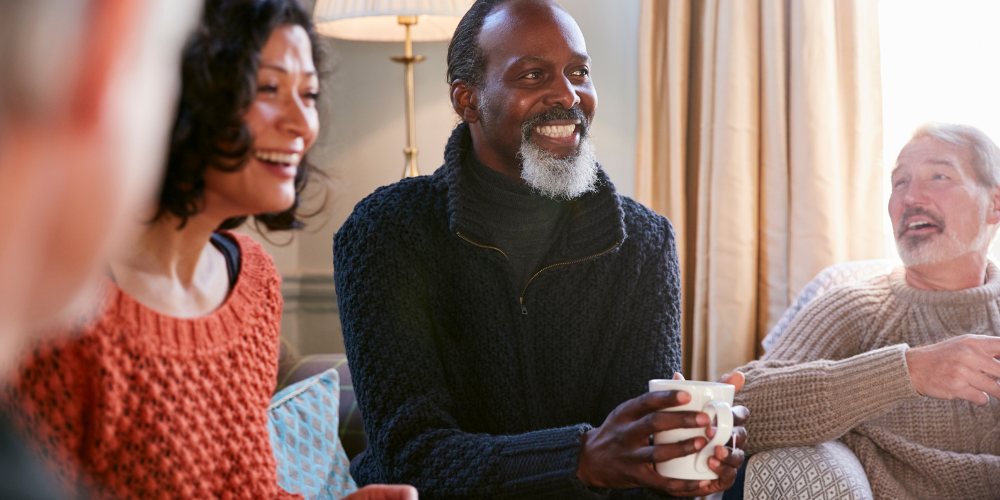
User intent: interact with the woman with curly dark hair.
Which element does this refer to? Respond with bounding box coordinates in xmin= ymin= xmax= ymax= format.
xmin=7 ymin=1 xmax=416 ymax=499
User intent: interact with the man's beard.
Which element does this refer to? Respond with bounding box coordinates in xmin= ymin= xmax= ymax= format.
xmin=895 ymin=204 xmax=993 ymax=266
xmin=517 ymin=107 xmax=598 ymax=200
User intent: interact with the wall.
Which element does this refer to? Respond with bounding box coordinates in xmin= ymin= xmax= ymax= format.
xmin=251 ymin=0 xmax=642 ymax=355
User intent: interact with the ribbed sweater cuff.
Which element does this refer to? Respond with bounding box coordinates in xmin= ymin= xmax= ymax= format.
xmin=831 ymin=344 xmax=922 ymax=415
xmin=741 ymin=343 xmax=923 ymax=454
xmin=497 ymin=424 xmax=608 ymax=500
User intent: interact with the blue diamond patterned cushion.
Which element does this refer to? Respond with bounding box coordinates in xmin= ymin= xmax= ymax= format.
xmin=268 ymin=368 xmax=358 ymax=500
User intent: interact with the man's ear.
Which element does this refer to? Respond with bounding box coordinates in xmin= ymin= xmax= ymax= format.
xmin=988 ymin=185 xmax=1000 ymax=225
xmin=450 ymin=80 xmax=480 ymax=123
xmin=70 ymin=0 xmax=141 ymax=129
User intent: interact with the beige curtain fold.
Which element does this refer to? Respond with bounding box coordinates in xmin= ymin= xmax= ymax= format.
xmin=637 ymin=0 xmax=884 ymax=381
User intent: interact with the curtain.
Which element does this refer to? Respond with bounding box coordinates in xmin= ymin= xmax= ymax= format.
xmin=636 ymin=0 xmax=884 ymax=381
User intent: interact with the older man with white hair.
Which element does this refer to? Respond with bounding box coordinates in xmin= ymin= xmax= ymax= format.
xmin=734 ymin=123 xmax=1000 ymax=499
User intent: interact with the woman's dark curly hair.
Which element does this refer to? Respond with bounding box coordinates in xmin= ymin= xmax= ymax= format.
xmin=158 ymin=0 xmax=324 ymax=231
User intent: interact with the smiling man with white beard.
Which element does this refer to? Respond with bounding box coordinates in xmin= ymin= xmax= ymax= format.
xmin=515 ymin=107 xmax=599 ymax=200
xmin=333 ymin=1 xmax=749 ymax=498
xmin=733 ymin=123 xmax=1000 ymax=500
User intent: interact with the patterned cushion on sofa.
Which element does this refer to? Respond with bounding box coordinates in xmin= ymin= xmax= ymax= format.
xmin=746 ymin=440 xmax=873 ymax=500
xmin=277 ymin=353 xmax=367 ymax=460
xmin=267 ymin=368 xmax=358 ymax=500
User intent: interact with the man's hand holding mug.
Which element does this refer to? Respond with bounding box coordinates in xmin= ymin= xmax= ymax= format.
xmin=576 ymin=372 xmax=748 ymax=496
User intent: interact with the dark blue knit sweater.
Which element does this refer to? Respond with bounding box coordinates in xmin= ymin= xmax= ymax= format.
xmin=334 ymin=124 xmax=683 ymax=499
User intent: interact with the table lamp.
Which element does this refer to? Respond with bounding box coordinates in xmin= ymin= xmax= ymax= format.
xmin=313 ymin=0 xmax=474 ymax=178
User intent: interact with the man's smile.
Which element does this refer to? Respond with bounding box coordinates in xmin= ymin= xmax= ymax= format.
xmin=527 ymin=115 xmax=584 ymax=150
xmin=897 ymin=207 xmax=946 ymax=238
xmin=534 ymin=119 xmax=580 ymax=139
xmin=900 ymin=217 xmax=941 ymax=236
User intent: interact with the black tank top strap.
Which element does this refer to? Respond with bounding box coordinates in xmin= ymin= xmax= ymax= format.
xmin=210 ymin=232 xmax=241 ymax=293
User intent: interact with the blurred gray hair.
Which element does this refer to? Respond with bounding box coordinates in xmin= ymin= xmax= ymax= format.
xmin=911 ymin=123 xmax=1000 ymax=188
xmin=0 ymin=0 xmax=87 ymax=121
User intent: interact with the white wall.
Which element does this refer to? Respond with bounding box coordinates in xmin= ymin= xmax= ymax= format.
xmin=251 ymin=0 xmax=642 ymax=354
xmin=557 ymin=0 xmax=641 ymax=197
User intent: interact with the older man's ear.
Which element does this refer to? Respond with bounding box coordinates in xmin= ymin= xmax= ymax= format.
xmin=988 ymin=186 xmax=1000 ymax=226
xmin=450 ymin=81 xmax=481 ymax=123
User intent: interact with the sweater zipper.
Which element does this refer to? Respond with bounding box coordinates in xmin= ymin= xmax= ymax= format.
xmin=518 ymin=240 xmax=622 ymax=315
xmin=458 ymin=231 xmax=622 ymax=315
xmin=456 ymin=232 xmax=509 ymax=259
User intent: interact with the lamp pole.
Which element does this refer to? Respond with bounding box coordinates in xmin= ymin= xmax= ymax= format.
xmin=391 ymin=16 xmax=425 ymax=178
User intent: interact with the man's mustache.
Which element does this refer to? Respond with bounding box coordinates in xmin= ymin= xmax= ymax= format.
xmin=520 ymin=106 xmax=590 ymax=139
xmin=897 ymin=206 xmax=945 ymax=236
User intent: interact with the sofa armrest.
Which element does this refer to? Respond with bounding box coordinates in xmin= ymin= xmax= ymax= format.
xmin=746 ymin=440 xmax=873 ymax=500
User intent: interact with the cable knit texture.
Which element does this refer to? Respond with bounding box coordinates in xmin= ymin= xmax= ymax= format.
xmin=8 ymin=232 xmax=301 ymax=500
xmin=736 ymin=262 xmax=1000 ymax=499
xmin=334 ymin=123 xmax=683 ymax=499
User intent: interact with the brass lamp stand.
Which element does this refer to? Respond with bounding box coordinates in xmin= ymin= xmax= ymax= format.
xmin=391 ymin=16 xmax=425 ymax=178
xmin=312 ymin=1 xmax=472 ymax=178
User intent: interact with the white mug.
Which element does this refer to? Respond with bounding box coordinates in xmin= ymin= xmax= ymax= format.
xmin=647 ymin=379 xmax=734 ymax=480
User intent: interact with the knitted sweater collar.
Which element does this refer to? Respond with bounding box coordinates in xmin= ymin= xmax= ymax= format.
xmin=888 ymin=260 xmax=1000 ymax=306
xmin=100 ymin=231 xmax=275 ymax=355
xmin=435 ymin=123 xmax=627 ymax=260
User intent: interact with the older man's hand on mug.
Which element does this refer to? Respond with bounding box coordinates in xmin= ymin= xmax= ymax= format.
xmin=575 ymin=372 xmax=748 ymax=496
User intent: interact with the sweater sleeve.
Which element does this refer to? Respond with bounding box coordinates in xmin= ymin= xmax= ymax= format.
xmin=334 ymin=211 xmax=603 ymax=500
xmin=735 ymin=283 xmax=922 ymax=454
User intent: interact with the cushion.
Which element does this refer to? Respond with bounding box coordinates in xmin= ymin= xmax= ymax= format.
xmin=277 ymin=353 xmax=368 ymax=460
xmin=746 ymin=440 xmax=873 ymax=500
xmin=267 ymin=368 xmax=358 ymax=500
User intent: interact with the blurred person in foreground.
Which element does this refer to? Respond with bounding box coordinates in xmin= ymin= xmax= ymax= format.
xmin=5 ymin=0 xmax=415 ymax=499
xmin=0 ymin=0 xmax=201 ymax=498
xmin=735 ymin=123 xmax=1000 ymax=499
xmin=334 ymin=0 xmax=746 ymax=498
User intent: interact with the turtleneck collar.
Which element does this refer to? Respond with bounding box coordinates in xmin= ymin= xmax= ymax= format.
xmin=460 ymin=149 xmax=568 ymax=230
xmin=463 ymin=148 xmax=534 ymax=197
xmin=889 ymin=260 xmax=1000 ymax=306
xmin=434 ymin=123 xmax=627 ymax=261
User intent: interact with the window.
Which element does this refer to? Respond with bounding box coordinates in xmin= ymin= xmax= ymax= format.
xmin=879 ymin=0 xmax=1000 ymax=259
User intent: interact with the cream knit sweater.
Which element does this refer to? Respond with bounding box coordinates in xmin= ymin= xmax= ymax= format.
xmin=736 ymin=262 xmax=1000 ymax=500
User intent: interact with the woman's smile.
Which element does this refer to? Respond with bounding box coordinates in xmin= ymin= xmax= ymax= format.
xmin=253 ymin=149 xmax=301 ymax=180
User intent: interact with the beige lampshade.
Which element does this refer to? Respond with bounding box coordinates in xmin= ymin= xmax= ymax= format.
xmin=313 ymin=0 xmax=474 ymax=42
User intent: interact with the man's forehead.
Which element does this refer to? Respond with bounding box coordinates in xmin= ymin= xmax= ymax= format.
xmin=893 ymin=138 xmax=970 ymax=173
xmin=479 ymin=0 xmax=588 ymax=61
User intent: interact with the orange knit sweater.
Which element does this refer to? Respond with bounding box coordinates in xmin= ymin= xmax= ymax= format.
xmin=8 ymin=232 xmax=301 ymax=500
